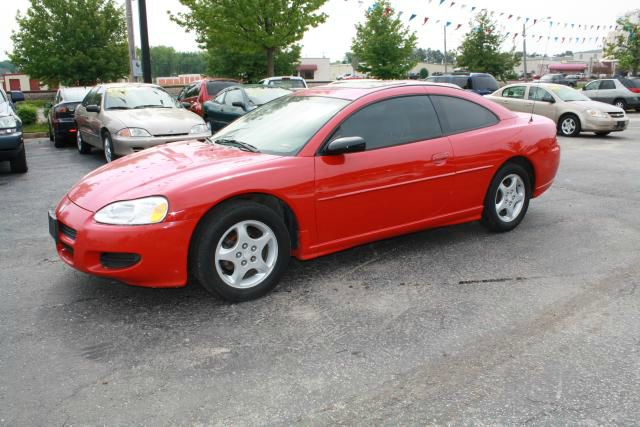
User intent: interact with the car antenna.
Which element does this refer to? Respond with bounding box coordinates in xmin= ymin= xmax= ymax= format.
xmin=529 ymin=17 xmax=553 ymax=123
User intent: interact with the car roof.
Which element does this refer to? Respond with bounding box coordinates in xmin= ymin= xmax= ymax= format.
xmin=294 ymin=80 xmax=463 ymax=101
xmin=98 ymin=82 xmax=162 ymax=89
xmin=264 ymin=76 xmax=304 ymax=80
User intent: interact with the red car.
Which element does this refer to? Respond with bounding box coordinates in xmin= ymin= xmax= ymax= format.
xmin=177 ymin=78 xmax=238 ymax=117
xmin=49 ymin=81 xmax=560 ymax=301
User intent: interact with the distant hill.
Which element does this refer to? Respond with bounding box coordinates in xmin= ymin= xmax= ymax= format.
xmin=0 ymin=60 xmax=17 ymax=74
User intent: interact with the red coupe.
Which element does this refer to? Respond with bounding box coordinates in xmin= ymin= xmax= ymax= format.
xmin=49 ymin=81 xmax=560 ymax=301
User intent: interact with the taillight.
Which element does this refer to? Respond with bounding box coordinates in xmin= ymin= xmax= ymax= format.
xmin=55 ymin=105 xmax=68 ymax=114
xmin=630 ymin=88 xmax=640 ymax=94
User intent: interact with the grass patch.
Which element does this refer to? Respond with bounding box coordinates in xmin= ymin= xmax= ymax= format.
xmin=21 ymin=99 xmax=52 ymax=108
xmin=23 ymin=122 xmax=48 ymax=133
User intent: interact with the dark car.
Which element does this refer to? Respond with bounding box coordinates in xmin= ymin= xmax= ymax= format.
xmin=177 ymin=78 xmax=238 ymax=117
xmin=0 ymin=87 xmax=27 ymax=173
xmin=425 ymin=73 xmax=499 ymax=95
xmin=539 ymin=74 xmax=577 ymax=87
xmin=203 ymin=85 xmax=291 ymax=131
xmin=46 ymin=86 xmax=91 ymax=148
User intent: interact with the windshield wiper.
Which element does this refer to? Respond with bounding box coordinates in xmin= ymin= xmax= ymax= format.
xmin=133 ymin=104 xmax=170 ymax=109
xmin=212 ymin=138 xmax=259 ymax=153
xmin=106 ymin=106 xmax=131 ymax=110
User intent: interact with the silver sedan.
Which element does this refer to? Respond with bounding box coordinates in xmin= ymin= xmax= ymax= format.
xmin=75 ymin=83 xmax=211 ymax=162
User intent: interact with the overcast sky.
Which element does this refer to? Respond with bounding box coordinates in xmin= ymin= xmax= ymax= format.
xmin=0 ymin=0 xmax=633 ymax=63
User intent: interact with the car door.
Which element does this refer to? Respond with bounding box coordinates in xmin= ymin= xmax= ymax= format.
xmin=86 ymin=87 xmax=104 ymax=146
xmin=314 ymin=94 xmax=455 ymax=244
xmin=75 ymin=88 xmax=96 ymax=143
xmin=429 ymin=94 xmax=503 ymax=216
xmin=219 ymin=88 xmax=246 ymax=126
xmin=205 ymin=91 xmax=227 ymax=131
xmin=582 ymin=80 xmax=601 ymax=101
xmin=596 ymin=80 xmax=617 ymax=104
xmin=527 ymin=86 xmax=557 ymax=121
xmin=498 ymin=85 xmax=529 ymax=112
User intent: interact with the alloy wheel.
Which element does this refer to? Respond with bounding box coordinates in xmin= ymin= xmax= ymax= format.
xmin=495 ymin=174 xmax=525 ymax=223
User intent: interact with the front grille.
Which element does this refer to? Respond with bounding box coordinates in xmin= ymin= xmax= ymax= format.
xmin=608 ymin=112 xmax=624 ymax=118
xmin=59 ymin=222 xmax=77 ymax=240
xmin=100 ymin=252 xmax=141 ymax=269
xmin=154 ymin=133 xmax=188 ymax=138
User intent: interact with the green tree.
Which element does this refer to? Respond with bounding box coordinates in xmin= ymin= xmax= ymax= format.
xmin=419 ymin=67 xmax=429 ymax=79
xmin=342 ymin=52 xmax=353 ymax=64
xmin=9 ymin=0 xmax=128 ymax=86
xmin=171 ymin=0 xmax=327 ymax=77
xmin=207 ymin=45 xmax=301 ymax=82
xmin=0 ymin=60 xmax=17 ymax=74
xmin=604 ymin=16 xmax=640 ymax=76
xmin=425 ymin=48 xmax=445 ymax=64
xmin=456 ymin=12 xmax=520 ymax=81
xmin=351 ymin=1 xmax=418 ymax=79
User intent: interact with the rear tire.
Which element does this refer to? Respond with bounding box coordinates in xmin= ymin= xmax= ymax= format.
xmin=10 ymin=145 xmax=28 ymax=173
xmin=53 ymin=131 xmax=65 ymax=148
xmin=558 ymin=114 xmax=581 ymax=137
xmin=48 ymin=123 xmax=53 ymax=141
xmin=190 ymin=201 xmax=291 ymax=302
xmin=595 ymin=131 xmax=610 ymax=136
xmin=613 ymin=99 xmax=627 ymax=110
xmin=481 ymin=163 xmax=530 ymax=232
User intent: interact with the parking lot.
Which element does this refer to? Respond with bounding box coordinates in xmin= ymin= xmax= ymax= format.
xmin=1 ymin=114 xmax=639 ymax=424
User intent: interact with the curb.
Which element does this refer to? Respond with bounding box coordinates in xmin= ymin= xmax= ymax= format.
xmin=24 ymin=132 xmax=48 ymax=140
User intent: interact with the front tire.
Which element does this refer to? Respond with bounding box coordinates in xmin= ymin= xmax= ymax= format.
xmin=10 ymin=145 xmax=28 ymax=173
xmin=77 ymin=131 xmax=91 ymax=154
xmin=481 ymin=163 xmax=530 ymax=232
xmin=558 ymin=114 xmax=581 ymax=137
xmin=103 ymin=131 xmax=117 ymax=163
xmin=190 ymin=201 xmax=291 ymax=302
xmin=613 ymin=99 xmax=627 ymax=110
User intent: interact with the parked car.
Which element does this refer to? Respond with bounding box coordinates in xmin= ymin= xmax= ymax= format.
xmin=49 ymin=81 xmax=560 ymax=302
xmin=46 ymin=86 xmax=91 ymax=148
xmin=0 ymin=88 xmax=27 ymax=173
xmin=203 ymin=85 xmax=291 ymax=131
xmin=487 ymin=83 xmax=628 ymax=137
xmin=582 ymin=78 xmax=640 ymax=111
xmin=177 ymin=78 xmax=238 ymax=117
xmin=626 ymin=77 xmax=640 ymax=94
xmin=74 ymin=83 xmax=211 ymax=163
xmin=424 ymin=73 xmax=499 ymax=95
xmin=258 ymin=76 xmax=307 ymax=89
xmin=538 ymin=74 xmax=577 ymax=87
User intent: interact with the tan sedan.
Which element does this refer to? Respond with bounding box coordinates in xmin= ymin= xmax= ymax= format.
xmin=75 ymin=83 xmax=211 ymax=162
xmin=486 ymin=83 xmax=628 ymax=137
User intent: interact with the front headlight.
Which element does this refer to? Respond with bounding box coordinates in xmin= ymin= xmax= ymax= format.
xmin=0 ymin=116 xmax=18 ymax=129
xmin=190 ymin=123 xmax=209 ymax=134
xmin=94 ymin=196 xmax=169 ymax=225
xmin=116 ymin=127 xmax=152 ymax=137
xmin=586 ymin=109 xmax=609 ymax=118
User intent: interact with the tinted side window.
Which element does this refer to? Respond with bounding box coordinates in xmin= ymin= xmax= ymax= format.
xmin=528 ymin=86 xmax=553 ymax=101
xmin=82 ymin=88 xmax=97 ymax=106
xmin=185 ymin=83 xmax=199 ymax=98
xmin=225 ymin=89 xmax=244 ymax=106
xmin=600 ymin=80 xmax=615 ymax=90
xmin=214 ymin=92 xmax=225 ymax=103
xmin=206 ymin=81 xmax=236 ymax=96
xmin=502 ymin=86 xmax=526 ymax=98
xmin=430 ymin=95 xmax=499 ymax=134
xmin=584 ymin=81 xmax=599 ymax=91
xmin=332 ymin=96 xmax=442 ymax=151
xmin=93 ymin=87 xmax=104 ymax=107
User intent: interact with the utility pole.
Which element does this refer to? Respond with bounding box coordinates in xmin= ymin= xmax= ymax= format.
xmin=523 ymin=23 xmax=528 ymax=82
xmin=125 ymin=0 xmax=137 ymax=82
xmin=444 ymin=24 xmax=448 ymax=74
xmin=138 ymin=0 xmax=152 ymax=83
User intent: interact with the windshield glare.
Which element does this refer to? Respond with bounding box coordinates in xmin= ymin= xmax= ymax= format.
xmin=548 ymin=85 xmax=590 ymax=102
xmin=104 ymin=86 xmax=179 ymax=109
xmin=245 ymin=87 xmax=291 ymax=105
xmin=211 ymin=96 xmax=349 ymax=156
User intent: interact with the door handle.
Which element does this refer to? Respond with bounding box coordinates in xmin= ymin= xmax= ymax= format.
xmin=432 ymin=152 xmax=449 ymax=165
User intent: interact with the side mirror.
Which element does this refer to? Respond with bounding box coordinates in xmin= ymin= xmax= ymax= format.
xmin=9 ymin=91 xmax=25 ymax=103
xmin=181 ymin=101 xmax=191 ymax=109
xmin=325 ymin=136 xmax=366 ymax=155
xmin=232 ymin=101 xmax=246 ymax=110
xmin=86 ymin=104 xmax=100 ymax=113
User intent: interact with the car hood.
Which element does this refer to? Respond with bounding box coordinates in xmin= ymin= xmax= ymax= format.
xmin=67 ymin=140 xmax=280 ymax=212
xmin=106 ymin=108 xmax=204 ymax=134
xmin=562 ymin=100 xmax=624 ymax=113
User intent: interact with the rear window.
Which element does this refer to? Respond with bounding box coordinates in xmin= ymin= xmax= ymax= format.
xmin=471 ymin=75 xmax=499 ymax=92
xmin=430 ymin=95 xmax=499 ymax=135
xmin=61 ymin=87 xmax=91 ymax=102
xmin=268 ymin=79 xmax=306 ymax=89
xmin=449 ymin=76 xmax=471 ymax=89
xmin=618 ymin=78 xmax=638 ymax=89
xmin=206 ymin=81 xmax=237 ymax=96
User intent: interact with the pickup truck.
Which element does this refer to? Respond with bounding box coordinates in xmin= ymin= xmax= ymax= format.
xmin=539 ymin=73 xmax=578 ymax=87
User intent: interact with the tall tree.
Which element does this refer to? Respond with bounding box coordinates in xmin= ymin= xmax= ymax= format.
xmin=456 ymin=12 xmax=520 ymax=81
xmin=604 ymin=16 xmax=640 ymax=76
xmin=207 ymin=45 xmax=301 ymax=82
xmin=9 ymin=0 xmax=128 ymax=86
xmin=171 ymin=0 xmax=327 ymax=77
xmin=351 ymin=1 xmax=418 ymax=79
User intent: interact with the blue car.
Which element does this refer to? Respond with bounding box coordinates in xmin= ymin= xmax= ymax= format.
xmin=425 ymin=73 xmax=500 ymax=96
xmin=0 ymin=87 xmax=27 ymax=173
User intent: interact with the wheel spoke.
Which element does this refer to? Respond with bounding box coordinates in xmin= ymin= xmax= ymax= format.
xmin=236 ymin=223 xmax=250 ymax=247
xmin=229 ymin=264 xmax=249 ymax=286
xmin=252 ymin=232 xmax=274 ymax=253
xmin=253 ymin=258 xmax=270 ymax=274
xmin=217 ymin=247 xmax=237 ymax=263
xmin=495 ymin=198 xmax=506 ymax=214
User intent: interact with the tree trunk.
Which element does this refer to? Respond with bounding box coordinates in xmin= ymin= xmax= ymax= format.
xmin=266 ymin=47 xmax=274 ymax=77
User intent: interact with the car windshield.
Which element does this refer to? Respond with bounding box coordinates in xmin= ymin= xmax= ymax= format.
xmin=62 ymin=87 xmax=91 ymax=102
xmin=210 ymin=95 xmax=349 ymax=156
xmin=245 ymin=87 xmax=291 ymax=105
xmin=548 ymin=85 xmax=590 ymax=101
xmin=104 ymin=86 xmax=179 ymax=110
xmin=268 ymin=79 xmax=306 ymax=89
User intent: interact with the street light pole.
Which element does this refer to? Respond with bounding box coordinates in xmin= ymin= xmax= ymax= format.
xmin=125 ymin=0 xmax=137 ymax=82
xmin=523 ymin=23 xmax=528 ymax=82
xmin=444 ymin=24 xmax=448 ymax=74
xmin=137 ymin=0 xmax=152 ymax=83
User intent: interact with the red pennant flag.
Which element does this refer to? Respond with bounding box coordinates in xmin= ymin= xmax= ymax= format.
xmin=383 ymin=7 xmax=391 ymax=16
xmin=533 ymin=19 xmax=537 ymax=25
xmin=538 ymin=35 xmax=543 ymax=41
xmin=423 ymin=17 xmax=429 ymax=25
xmin=508 ymin=14 xmax=513 ymax=19
xmin=450 ymin=1 xmax=455 ymax=7
xmin=455 ymin=23 xmax=462 ymax=30
xmin=513 ymin=33 xmax=518 ymax=39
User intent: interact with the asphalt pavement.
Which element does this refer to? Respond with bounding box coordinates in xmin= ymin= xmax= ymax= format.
xmin=1 ymin=115 xmax=639 ymax=425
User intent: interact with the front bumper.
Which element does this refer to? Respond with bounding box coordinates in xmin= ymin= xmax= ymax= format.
xmin=49 ymin=196 xmax=198 ymax=288
xmin=112 ymin=131 xmax=212 ymax=156
xmin=582 ymin=116 xmax=629 ymax=132
xmin=0 ymin=131 xmax=24 ymax=161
